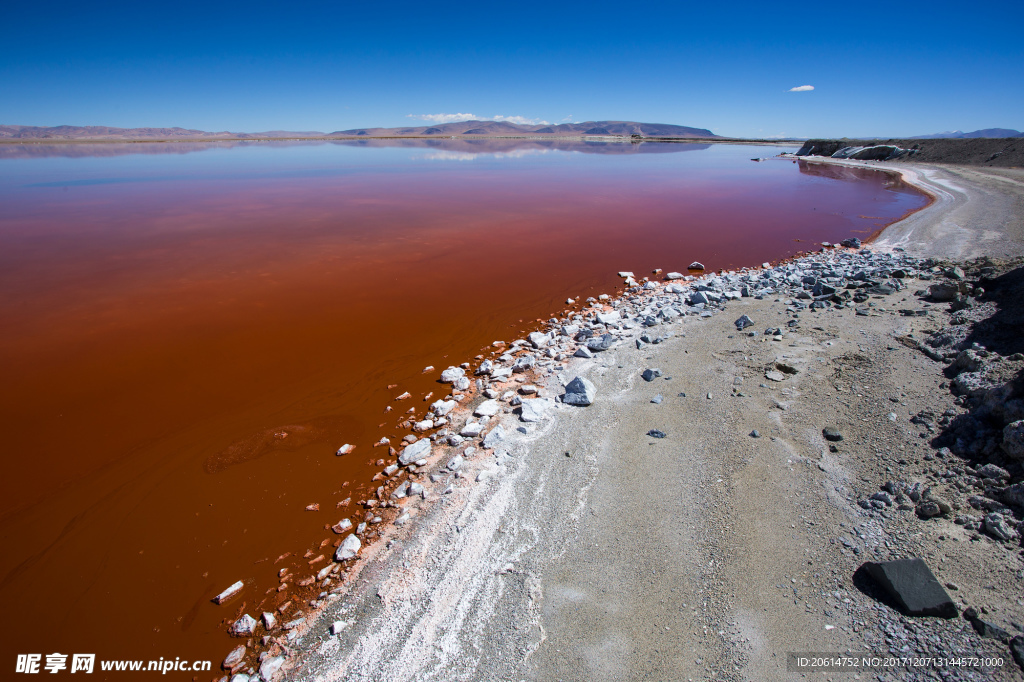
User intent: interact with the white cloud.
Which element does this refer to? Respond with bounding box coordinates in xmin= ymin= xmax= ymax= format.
xmin=561 ymin=115 xmax=575 ymax=122
xmin=788 ymin=85 xmax=815 ymax=92
xmin=492 ymin=115 xmax=550 ymax=125
xmin=407 ymin=113 xmax=479 ymax=123
xmin=407 ymin=113 xmax=550 ymax=126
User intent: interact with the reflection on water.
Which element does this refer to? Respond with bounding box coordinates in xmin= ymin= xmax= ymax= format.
xmin=0 ymin=137 xmax=713 ymax=160
xmin=0 ymin=140 xmax=928 ymax=674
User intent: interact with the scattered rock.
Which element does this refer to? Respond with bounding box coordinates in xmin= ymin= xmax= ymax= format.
xmin=750 ymin=430 xmax=760 ymax=438
xmin=213 ymin=580 xmax=244 ymax=605
xmin=648 ymin=429 xmax=667 ymax=439
xmin=822 ymin=427 xmax=843 ymax=442
xmin=474 ymin=399 xmax=501 ymax=417
xmin=483 ymin=425 xmax=506 ymax=449
xmin=863 ymin=558 xmax=958 ymax=618
xmin=335 ymin=444 xmax=355 ymax=456
xmin=651 ymin=395 xmax=663 ymax=404
xmin=439 ymin=366 xmax=465 ymax=383
xmin=222 ymin=644 xmax=246 ymax=673
xmin=334 ymin=534 xmax=361 ymax=561
xmin=1003 ymin=420 xmax=1024 ymax=459
xmin=398 ymin=438 xmax=431 ymax=466
xmin=734 ymin=314 xmax=754 ymax=330
xmin=563 ymin=377 xmax=597 ymax=406
xmin=258 ymin=656 xmax=285 ymax=682
xmin=641 ymin=368 xmax=662 ymax=382
xmin=688 ymin=261 xmax=705 ymax=270
xmin=229 ymin=613 xmax=257 ymax=637
xmin=520 ymin=398 xmax=553 ymax=422
xmin=984 ymin=513 xmax=1018 ymax=542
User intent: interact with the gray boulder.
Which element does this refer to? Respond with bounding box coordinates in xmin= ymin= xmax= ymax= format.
xmin=1003 ymin=420 xmax=1024 ymax=459
xmin=863 ymin=558 xmax=958 ymax=618
xmin=641 ymin=368 xmax=662 ymax=382
xmin=563 ymin=377 xmax=597 ymax=406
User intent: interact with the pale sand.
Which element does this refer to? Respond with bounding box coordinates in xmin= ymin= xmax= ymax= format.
xmin=279 ymin=164 xmax=1024 ymax=682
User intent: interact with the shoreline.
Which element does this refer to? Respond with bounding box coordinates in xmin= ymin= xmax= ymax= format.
xmin=221 ymin=161 xmax=1024 ymax=681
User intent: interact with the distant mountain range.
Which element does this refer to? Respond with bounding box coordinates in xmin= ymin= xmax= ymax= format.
xmin=0 ymin=120 xmax=716 ymax=140
xmin=909 ymin=128 xmax=1022 ymax=139
xmin=330 ymin=120 xmax=716 ymax=138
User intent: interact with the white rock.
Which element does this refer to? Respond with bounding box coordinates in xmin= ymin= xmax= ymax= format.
xmin=483 ymin=424 xmax=506 ymax=448
xmin=596 ymin=311 xmax=621 ymax=325
xmin=574 ymin=346 xmax=595 ymax=358
xmin=431 ymin=399 xmax=457 ymax=416
xmin=262 ymin=611 xmax=277 ymax=630
xmin=618 ymin=271 xmax=634 ymax=278
xmin=335 ymin=444 xmax=355 ymax=456
xmin=491 ymin=367 xmax=513 ymax=381
xmin=229 ymin=613 xmax=257 ymax=637
xmin=331 ymin=518 xmax=352 ymax=533
xmin=520 ymin=398 xmax=554 ymax=422
xmin=453 ymin=376 xmax=470 ymax=390
xmin=689 ymin=261 xmax=705 ymax=270
xmin=222 ymin=644 xmax=246 ymax=673
xmin=474 ymin=399 xmax=501 ymax=417
xmin=666 ymin=272 xmax=684 ymax=280
xmin=527 ymin=331 xmax=550 ymax=349
xmin=398 ymin=438 xmax=431 ymax=465
xmin=213 ymin=580 xmax=244 ymax=604
xmin=412 ymin=419 xmax=434 ymax=433
xmin=439 ymin=366 xmax=465 ymax=383
xmin=334 ymin=534 xmax=361 ymax=561
xmin=474 ymin=360 xmax=494 ymax=376
xmin=258 ymin=656 xmax=285 ymax=682
xmin=330 ymin=620 xmax=348 ymax=635
xmin=460 ymin=422 xmax=484 ymax=438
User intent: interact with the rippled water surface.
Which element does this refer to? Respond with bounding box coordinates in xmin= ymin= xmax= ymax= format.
xmin=0 ymin=139 xmax=928 ymax=673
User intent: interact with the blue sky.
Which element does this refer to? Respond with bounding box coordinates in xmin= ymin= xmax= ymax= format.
xmin=2 ymin=0 xmax=1021 ymax=138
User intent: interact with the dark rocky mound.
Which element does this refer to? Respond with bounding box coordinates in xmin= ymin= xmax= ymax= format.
xmin=796 ymin=138 xmax=1022 ymax=167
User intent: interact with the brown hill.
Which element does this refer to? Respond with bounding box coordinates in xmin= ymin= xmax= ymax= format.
xmin=0 ymin=125 xmax=325 ymax=140
xmin=330 ymin=120 xmax=716 ymax=138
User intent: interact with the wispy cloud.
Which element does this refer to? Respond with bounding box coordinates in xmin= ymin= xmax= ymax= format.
xmin=788 ymin=85 xmax=815 ymax=92
xmin=561 ymin=115 xmax=575 ymax=122
xmin=492 ymin=115 xmax=550 ymax=125
xmin=407 ymin=113 xmax=478 ymax=123
xmin=407 ymin=113 xmax=550 ymax=126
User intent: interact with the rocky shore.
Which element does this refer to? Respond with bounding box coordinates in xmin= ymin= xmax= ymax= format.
xmin=215 ymin=162 xmax=1024 ymax=682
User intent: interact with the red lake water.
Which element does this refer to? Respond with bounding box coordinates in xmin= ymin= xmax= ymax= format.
xmin=0 ymin=139 xmax=928 ymax=676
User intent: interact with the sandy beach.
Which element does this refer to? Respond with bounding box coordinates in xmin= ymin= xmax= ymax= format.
xmin=234 ymin=160 xmax=1024 ymax=682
